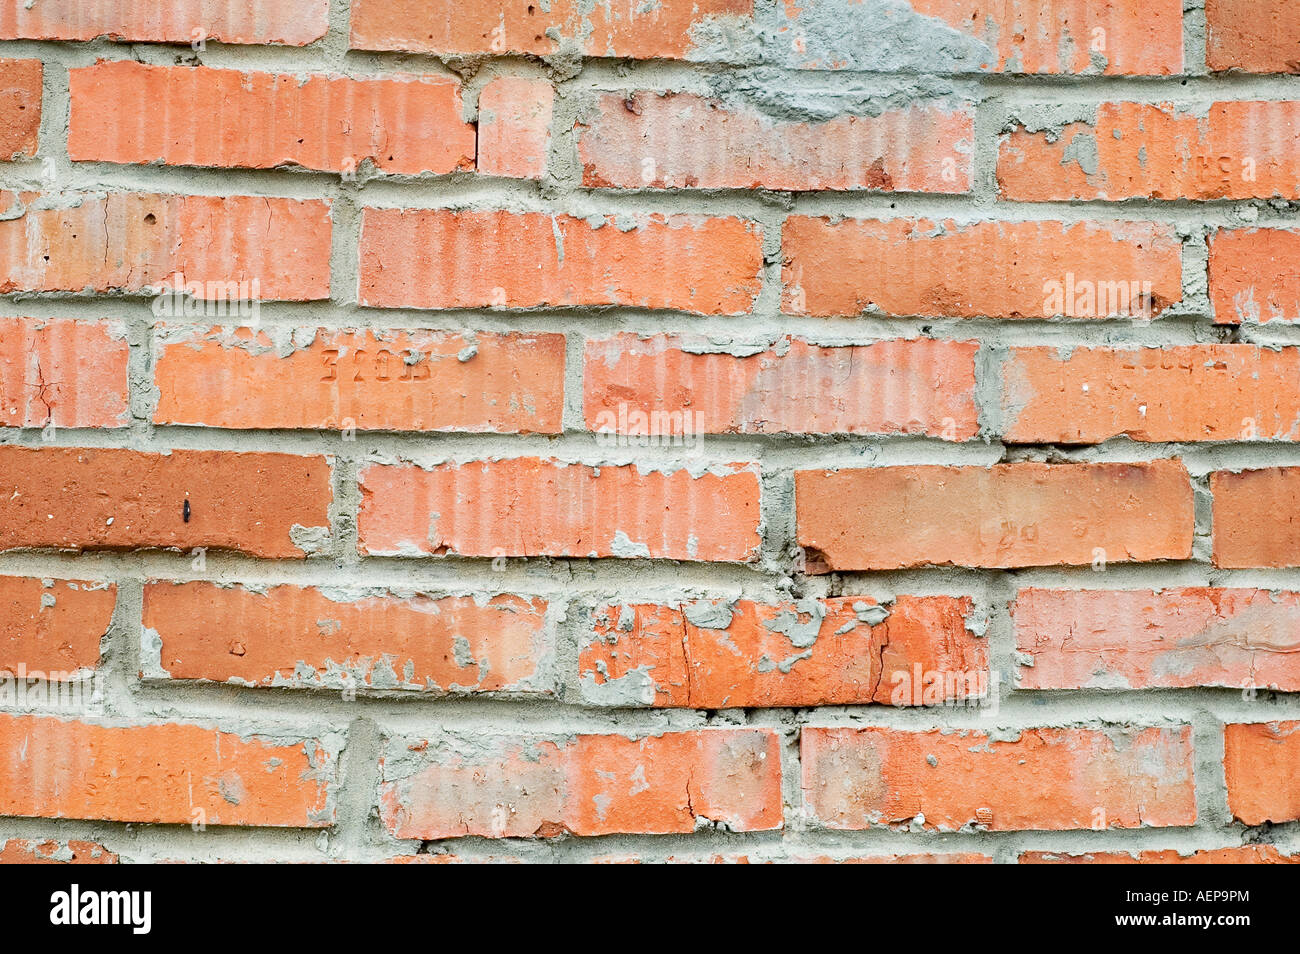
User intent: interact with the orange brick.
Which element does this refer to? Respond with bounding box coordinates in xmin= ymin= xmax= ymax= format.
xmin=350 ymin=0 xmax=751 ymax=58
xmin=579 ymin=92 xmax=973 ymax=192
xmin=143 ymin=581 xmax=554 ymax=694
xmin=0 ymin=839 xmax=117 ymax=864
xmin=358 ymin=458 xmax=761 ymax=562
xmin=0 ymin=0 xmax=328 ymax=44
xmin=0 ymin=447 xmax=331 ymax=558
xmin=1014 ymin=587 xmax=1300 ymax=691
xmin=999 ymin=102 xmax=1300 ymax=201
xmin=0 ymin=59 xmax=40 ymax=159
xmin=378 ymin=728 xmax=781 ymax=838
xmin=0 ymin=318 xmax=130 ymax=429
xmin=584 ymin=334 xmax=979 ymax=439
xmin=1209 ymin=228 xmax=1300 ymax=324
xmin=70 ymin=61 xmax=475 ymax=175
xmin=358 ymin=209 xmax=762 ymax=314
xmin=1224 ymin=721 xmax=1300 ymax=824
xmin=802 ymin=725 xmax=1196 ymax=830
xmin=0 ymin=576 xmax=114 ymax=677
xmin=0 ymin=713 xmax=338 ymax=826
xmin=1207 ymin=0 xmax=1300 ymax=73
xmin=1212 ymin=468 xmax=1300 ymax=567
xmin=796 ymin=461 xmax=1194 ymax=571
xmin=580 ymin=595 xmax=985 ymax=708
xmin=1002 ymin=345 xmax=1300 ymax=443
xmin=0 ymin=191 xmax=330 ymax=300
xmin=153 ymin=327 xmax=564 ymax=434
xmin=1021 ymin=846 xmax=1300 ymax=864
xmin=782 ymin=217 xmax=1182 ymax=318
xmin=477 ymin=77 xmax=552 ymax=180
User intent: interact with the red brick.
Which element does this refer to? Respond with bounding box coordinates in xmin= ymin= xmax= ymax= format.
xmin=0 ymin=713 xmax=338 ymax=826
xmin=1224 ymin=721 xmax=1300 ymax=824
xmin=142 ymin=581 xmax=554 ymax=694
xmin=579 ymin=92 xmax=973 ymax=192
xmin=358 ymin=209 xmax=762 ymax=314
xmin=0 ymin=0 xmax=328 ymax=44
xmin=358 ymin=458 xmax=761 ymax=562
xmin=796 ymin=460 xmax=1194 ymax=571
xmin=0 ymin=446 xmax=331 ymax=558
xmin=1207 ymin=0 xmax=1300 ymax=73
xmin=802 ymin=725 xmax=1196 ymax=830
xmin=581 ymin=595 xmax=985 ymax=708
xmin=1014 ymin=587 xmax=1300 ymax=691
xmin=1002 ymin=345 xmax=1300 ymax=443
xmin=0 ymin=576 xmax=114 ymax=677
xmin=350 ymin=0 xmax=750 ymax=58
xmin=378 ymin=728 xmax=781 ymax=838
xmin=999 ymin=102 xmax=1300 ymax=201
xmin=782 ymin=217 xmax=1182 ymax=319
xmin=594 ymin=851 xmax=993 ymax=864
xmin=70 ymin=61 xmax=474 ymax=175
xmin=0 ymin=839 xmax=117 ymax=864
xmin=477 ymin=77 xmax=552 ymax=180
xmin=584 ymin=334 xmax=979 ymax=439
xmin=1212 ymin=468 xmax=1300 ymax=568
xmin=0 ymin=318 xmax=130 ymax=429
xmin=0 ymin=191 xmax=330 ymax=300
xmin=153 ymin=327 xmax=564 ymax=434
xmin=0 ymin=59 xmax=40 ymax=159
xmin=1021 ymin=846 xmax=1300 ymax=864
xmin=1209 ymin=228 xmax=1300 ymax=324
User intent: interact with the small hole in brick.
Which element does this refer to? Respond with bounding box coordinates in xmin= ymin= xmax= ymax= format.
xmin=143 ymin=213 xmax=156 ymax=225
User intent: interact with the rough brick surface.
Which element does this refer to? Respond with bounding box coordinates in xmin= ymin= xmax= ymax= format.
xmin=0 ymin=839 xmax=118 ymax=864
xmin=0 ymin=58 xmax=40 ymax=159
xmin=0 ymin=318 xmax=130 ymax=428
xmin=1209 ymin=228 xmax=1300 ymax=324
xmin=0 ymin=0 xmax=329 ymax=44
xmin=1212 ymin=468 xmax=1300 ymax=568
xmin=1206 ymin=0 xmax=1300 ymax=73
xmin=0 ymin=576 xmax=115 ymax=676
xmin=477 ymin=77 xmax=552 ymax=180
xmin=1224 ymin=721 xmax=1300 ymax=824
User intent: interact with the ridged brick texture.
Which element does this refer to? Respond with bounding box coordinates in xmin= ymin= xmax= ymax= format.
xmin=2 ymin=0 xmax=1298 ymax=866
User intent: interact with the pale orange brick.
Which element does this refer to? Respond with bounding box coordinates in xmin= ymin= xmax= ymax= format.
xmin=0 ymin=191 xmax=330 ymax=300
xmin=350 ymin=0 xmax=751 ymax=58
xmin=1212 ymin=468 xmax=1300 ymax=568
xmin=796 ymin=460 xmax=1194 ymax=571
xmin=0 ymin=59 xmax=40 ymax=158
xmin=1021 ymin=846 xmax=1299 ymax=864
xmin=583 ymin=334 xmax=979 ymax=439
xmin=0 ymin=318 xmax=130 ymax=429
xmin=999 ymin=102 xmax=1300 ymax=201
xmin=580 ymin=596 xmax=985 ymax=708
xmin=1002 ymin=345 xmax=1300 ymax=443
xmin=358 ymin=458 xmax=761 ymax=562
xmin=0 ymin=447 xmax=331 ymax=558
xmin=143 ymin=581 xmax=554 ymax=694
xmin=1207 ymin=0 xmax=1300 ymax=73
xmin=579 ymin=92 xmax=973 ymax=192
xmin=0 ymin=839 xmax=117 ymax=864
xmin=1209 ymin=228 xmax=1300 ymax=324
xmin=0 ymin=0 xmax=329 ymax=44
xmin=1224 ymin=721 xmax=1300 ymax=824
xmin=358 ymin=209 xmax=762 ymax=314
xmin=1014 ymin=588 xmax=1300 ymax=691
xmin=477 ymin=77 xmax=552 ymax=180
xmin=0 ymin=577 xmax=114 ymax=677
xmin=70 ymin=61 xmax=474 ymax=175
xmin=802 ymin=725 xmax=1196 ymax=830
xmin=378 ymin=728 xmax=781 ymax=838
xmin=153 ymin=327 xmax=564 ymax=434
xmin=0 ymin=713 xmax=338 ymax=826
xmin=782 ymin=217 xmax=1182 ymax=319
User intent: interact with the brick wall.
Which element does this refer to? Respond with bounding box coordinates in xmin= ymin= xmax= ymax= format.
xmin=0 ymin=0 xmax=1298 ymax=864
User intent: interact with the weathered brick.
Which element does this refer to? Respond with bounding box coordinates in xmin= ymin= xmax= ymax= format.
xmin=142 ymin=581 xmax=555 ymax=694
xmin=153 ymin=327 xmax=564 ymax=434
xmin=0 ymin=59 xmax=40 ymax=159
xmin=796 ymin=461 xmax=1194 ymax=571
xmin=0 ymin=839 xmax=118 ymax=864
xmin=358 ymin=209 xmax=762 ymax=314
xmin=0 ymin=318 xmax=130 ymax=429
xmin=802 ymin=725 xmax=1196 ymax=830
xmin=584 ymin=334 xmax=979 ymax=439
xmin=0 ymin=447 xmax=331 ymax=558
xmin=1212 ymin=468 xmax=1300 ymax=568
xmin=0 ymin=576 xmax=114 ymax=677
xmin=70 ymin=61 xmax=475 ymax=175
xmin=1209 ymin=228 xmax=1300 ymax=324
xmin=477 ymin=77 xmax=552 ymax=180
xmin=1002 ymin=345 xmax=1300 ymax=443
xmin=782 ymin=217 xmax=1182 ymax=318
xmin=0 ymin=713 xmax=338 ymax=826
xmin=1021 ymin=846 xmax=1300 ymax=864
xmin=0 ymin=0 xmax=329 ymax=44
xmin=378 ymin=728 xmax=781 ymax=838
xmin=580 ymin=595 xmax=985 ymax=708
xmin=1014 ymin=587 xmax=1300 ymax=691
xmin=358 ymin=458 xmax=762 ymax=562
xmin=1206 ymin=0 xmax=1300 ymax=73
xmin=1224 ymin=721 xmax=1300 ymax=824
xmin=579 ymin=92 xmax=973 ymax=192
